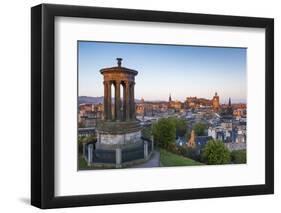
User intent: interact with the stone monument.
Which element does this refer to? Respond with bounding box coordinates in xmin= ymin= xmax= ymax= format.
xmin=96 ymin=58 xmax=142 ymax=149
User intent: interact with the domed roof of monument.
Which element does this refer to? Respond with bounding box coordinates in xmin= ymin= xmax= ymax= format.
xmin=100 ymin=58 xmax=138 ymax=75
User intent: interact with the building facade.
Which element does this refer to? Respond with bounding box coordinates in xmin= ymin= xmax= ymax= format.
xmin=212 ymin=92 xmax=220 ymax=112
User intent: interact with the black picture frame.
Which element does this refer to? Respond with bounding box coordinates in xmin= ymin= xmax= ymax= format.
xmin=31 ymin=3 xmax=274 ymax=209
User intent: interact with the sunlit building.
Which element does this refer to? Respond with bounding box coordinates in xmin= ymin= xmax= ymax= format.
xmin=212 ymin=92 xmax=220 ymax=112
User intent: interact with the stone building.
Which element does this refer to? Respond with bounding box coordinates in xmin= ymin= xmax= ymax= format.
xmin=212 ymin=92 xmax=220 ymax=112
xmin=185 ymin=96 xmax=212 ymax=109
xmin=168 ymin=94 xmax=183 ymax=111
xmin=136 ymin=97 xmax=145 ymax=116
xmin=78 ymin=103 xmax=103 ymax=127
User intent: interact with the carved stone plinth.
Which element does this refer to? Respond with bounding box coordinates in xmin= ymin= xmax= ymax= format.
xmin=96 ymin=120 xmax=142 ymax=148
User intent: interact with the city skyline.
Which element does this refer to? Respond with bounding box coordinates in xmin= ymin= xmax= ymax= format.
xmin=78 ymin=41 xmax=247 ymax=103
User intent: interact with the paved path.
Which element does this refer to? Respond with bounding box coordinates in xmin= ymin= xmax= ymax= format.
xmin=132 ymin=150 xmax=160 ymax=168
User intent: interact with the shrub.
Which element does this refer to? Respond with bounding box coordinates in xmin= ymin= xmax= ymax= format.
xmin=201 ymin=140 xmax=231 ymax=165
xmin=141 ymin=127 xmax=152 ymax=140
xmin=177 ymin=146 xmax=188 ymax=156
xmin=231 ymin=150 xmax=246 ymax=164
xmin=185 ymin=147 xmax=200 ymax=161
xmin=166 ymin=143 xmax=179 ymax=154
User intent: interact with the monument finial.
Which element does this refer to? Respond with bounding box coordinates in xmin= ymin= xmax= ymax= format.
xmin=116 ymin=58 xmax=123 ymax=67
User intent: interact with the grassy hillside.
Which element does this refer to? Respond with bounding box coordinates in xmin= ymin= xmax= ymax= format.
xmin=160 ymin=149 xmax=203 ymax=167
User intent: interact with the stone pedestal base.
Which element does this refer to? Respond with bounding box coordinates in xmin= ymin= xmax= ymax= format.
xmin=96 ymin=120 xmax=142 ymax=148
xmin=87 ymin=120 xmax=153 ymax=168
xmin=86 ymin=140 xmax=153 ymax=169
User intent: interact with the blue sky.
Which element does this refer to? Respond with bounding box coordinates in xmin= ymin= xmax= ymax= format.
xmin=78 ymin=41 xmax=247 ymax=103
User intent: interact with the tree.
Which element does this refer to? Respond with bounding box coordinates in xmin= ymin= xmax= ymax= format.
xmin=83 ymin=135 xmax=97 ymax=143
xmin=193 ymin=122 xmax=207 ymax=136
xmin=167 ymin=117 xmax=187 ymax=138
xmin=231 ymin=150 xmax=246 ymax=164
xmin=201 ymin=140 xmax=231 ymax=164
xmin=78 ymin=136 xmax=86 ymax=144
xmin=152 ymin=118 xmax=176 ymax=149
xmin=175 ymin=118 xmax=188 ymax=137
xmin=78 ymin=136 xmax=86 ymax=154
xmin=141 ymin=126 xmax=152 ymax=140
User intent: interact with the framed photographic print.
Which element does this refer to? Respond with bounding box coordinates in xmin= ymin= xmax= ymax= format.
xmin=31 ymin=3 xmax=274 ymax=209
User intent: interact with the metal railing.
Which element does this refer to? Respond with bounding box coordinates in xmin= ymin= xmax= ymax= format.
xmin=121 ymin=143 xmax=144 ymax=163
xmin=84 ymin=138 xmax=154 ymax=167
xmin=92 ymin=149 xmax=116 ymax=164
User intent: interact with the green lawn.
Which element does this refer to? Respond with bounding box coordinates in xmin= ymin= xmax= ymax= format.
xmin=78 ymin=155 xmax=90 ymax=170
xmin=160 ymin=149 xmax=203 ymax=167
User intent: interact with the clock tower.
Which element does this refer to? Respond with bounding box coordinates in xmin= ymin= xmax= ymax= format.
xmin=212 ymin=92 xmax=220 ymax=112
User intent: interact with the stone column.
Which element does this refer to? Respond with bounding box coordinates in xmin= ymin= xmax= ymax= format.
xmin=87 ymin=144 xmax=93 ymax=166
xmin=107 ymin=81 xmax=112 ymax=120
xmin=115 ymin=81 xmax=121 ymax=121
xmin=103 ymin=81 xmax=108 ymax=120
xmin=144 ymin=141 xmax=148 ymax=160
xmin=115 ymin=148 xmax=122 ymax=168
xmin=122 ymin=83 xmax=126 ymax=121
xmin=130 ymin=82 xmax=135 ymax=119
xmin=125 ymin=81 xmax=130 ymax=121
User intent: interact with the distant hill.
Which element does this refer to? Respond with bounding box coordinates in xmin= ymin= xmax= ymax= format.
xmin=78 ymin=96 xmax=104 ymax=104
xmin=79 ymin=96 xmax=142 ymax=104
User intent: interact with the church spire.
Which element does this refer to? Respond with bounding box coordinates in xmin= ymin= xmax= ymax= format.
xmin=169 ymin=93 xmax=172 ymax=102
xmin=228 ymin=97 xmax=231 ymax=107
